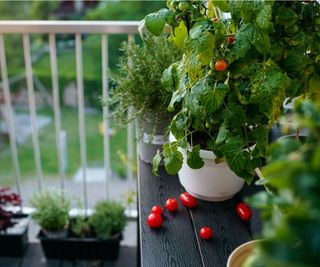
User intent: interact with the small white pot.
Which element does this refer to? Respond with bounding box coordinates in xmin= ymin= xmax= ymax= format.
xmin=170 ymin=133 xmax=245 ymax=201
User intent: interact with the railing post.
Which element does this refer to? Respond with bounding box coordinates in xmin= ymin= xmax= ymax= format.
xmin=75 ymin=33 xmax=88 ymax=213
xmin=101 ymin=33 xmax=111 ymax=200
xmin=23 ymin=33 xmax=43 ymax=191
xmin=0 ymin=34 xmax=22 ymax=206
xmin=49 ymin=33 xmax=65 ymax=190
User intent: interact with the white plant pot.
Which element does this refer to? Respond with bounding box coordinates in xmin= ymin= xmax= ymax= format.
xmin=169 ymin=133 xmax=245 ymax=201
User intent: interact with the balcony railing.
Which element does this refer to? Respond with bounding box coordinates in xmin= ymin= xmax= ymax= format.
xmin=0 ymin=21 xmax=140 ymax=217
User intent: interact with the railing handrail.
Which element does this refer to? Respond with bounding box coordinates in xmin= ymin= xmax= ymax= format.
xmin=0 ymin=20 xmax=140 ymax=34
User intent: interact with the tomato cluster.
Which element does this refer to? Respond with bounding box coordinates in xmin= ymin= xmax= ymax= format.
xmin=147 ymin=192 xmax=252 ymax=241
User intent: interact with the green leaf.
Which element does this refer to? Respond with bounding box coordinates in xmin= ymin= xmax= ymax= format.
xmin=161 ymin=62 xmax=179 ymax=92
xmin=215 ymin=123 xmax=229 ymax=144
xmin=187 ymin=145 xmax=204 ymax=169
xmin=170 ymin=111 xmax=189 ymax=139
xmin=255 ymin=4 xmax=274 ymax=32
xmin=163 ymin=143 xmax=183 ymax=175
xmin=144 ymin=9 xmax=170 ymax=36
xmin=275 ymin=7 xmax=299 ymax=26
xmin=224 ymin=104 xmax=246 ymax=128
xmin=308 ymin=76 xmax=320 ymax=102
xmin=169 ymin=21 xmax=188 ymax=49
xmin=204 ymin=83 xmax=229 ymax=113
xmin=184 ymin=31 xmax=215 ymax=80
xmin=152 ymin=150 xmax=162 ymax=176
xmin=251 ymin=26 xmax=271 ymax=56
xmin=189 ymin=21 xmax=210 ymax=39
xmin=212 ymin=0 xmax=229 ymax=12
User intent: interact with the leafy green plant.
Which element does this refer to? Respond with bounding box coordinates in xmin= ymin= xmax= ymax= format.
xmin=145 ymin=0 xmax=320 ymax=183
xmin=30 ymin=189 xmax=71 ymax=232
xmin=89 ymin=200 xmax=126 ymax=239
xmin=109 ymin=33 xmax=181 ymax=128
xmin=71 ymin=215 xmax=92 ymax=238
xmin=246 ymin=100 xmax=320 ymax=266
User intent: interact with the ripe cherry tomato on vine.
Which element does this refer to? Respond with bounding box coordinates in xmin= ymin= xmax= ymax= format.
xmin=211 ymin=18 xmax=219 ymax=23
xmin=151 ymin=205 xmax=163 ymax=215
xmin=200 ymin=226 xmax=213 ymax=240
xmin=147 ymin=213 xmax=163 ymax=228
xmin=165 ymin=198 xmax=178 ymax=212
xmin=180 ymin=192 xmax=197 ymax=208
xmin=215 ymin=60 xmax=228 ymax=72
xmin=236 ymin=202 xmax=252 ymax=221
xmin=226 ymin=36 xmax=234 ymax=44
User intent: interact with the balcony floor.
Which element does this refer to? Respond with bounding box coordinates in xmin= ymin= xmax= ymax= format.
xmin=0 ymin=243 xmax=137 ymax=267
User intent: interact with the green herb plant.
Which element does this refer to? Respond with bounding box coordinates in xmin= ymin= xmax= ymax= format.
xmin=30 ymin=189 xmax=71 ymax=232
xmin=89 ymin=200 xmax=126 ymax=239
xmin=246 ymin=101 xmax=320 ymax=266
xmin=109 ymin=33 xmax=181 ymax=129
xmin=145 ymin=0 xmax=320 ymax=183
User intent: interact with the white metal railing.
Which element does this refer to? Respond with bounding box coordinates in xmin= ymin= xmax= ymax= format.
xmin=0 ymin=21 xmax=140 ymax=217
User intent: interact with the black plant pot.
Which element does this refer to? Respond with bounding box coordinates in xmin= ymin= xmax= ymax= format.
xmin=38 ymin=230 xmax=122 ymax=260
xmin=0 ymin=214 xmax=30 ymax=257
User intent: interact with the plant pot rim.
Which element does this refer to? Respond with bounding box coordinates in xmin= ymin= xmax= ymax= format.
xmin=227 ymin=239 xmax=261 ymax=267
xmin=37 ymin=230 xmax=122 ymax=242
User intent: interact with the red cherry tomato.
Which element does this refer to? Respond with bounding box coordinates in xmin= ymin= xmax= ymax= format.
xmin=211 ymin=18 xmax=219 ymax=23
xmin=147 ymin=213 xmax=163 ymax=228
xmin=151 ymin=205 xmax=163 ymax=216
xmin=215 ymin=60 xmax=228 ymax=72
xmin=165 ymin=198 xmax=178 ymax=212
xmin=199 ymin=226 xmax=213 ymax=240
xmin=236 ymin=202 xmax=252 ymax=221
xmin=179 ymin=192 xmax=197 ymax=208
xmin=226 ymin=36 xmax=234 ymax=44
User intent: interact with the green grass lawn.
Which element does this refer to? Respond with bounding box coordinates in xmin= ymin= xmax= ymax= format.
xmin=0 ymin=107 xmax=128 ymax=186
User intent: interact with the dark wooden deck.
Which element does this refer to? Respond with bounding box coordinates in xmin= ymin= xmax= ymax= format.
xmin=138 ymin=160 xmax=262 ymax=267
xmin=0 ymin=244 xmax=137 ymax=267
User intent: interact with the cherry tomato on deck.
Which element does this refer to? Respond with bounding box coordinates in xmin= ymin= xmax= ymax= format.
xmin=151 ymin=205 xmax=163 ymax=215
xmin=165 ymin=198 xmax=178 ymax=212
xmin=200 ymin=226 xmax=213 ymax=240
xmin=147 ymin=213 xmax=163 ymax=228
xmin=179 ymin=192 xmax=197 ymax=208
xmin=236 ymin=202 xmax=252 ymax=221
xmin=215 ymin=60 xmax=228 ymax=72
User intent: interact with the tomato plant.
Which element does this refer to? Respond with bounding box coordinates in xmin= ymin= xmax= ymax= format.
xmin=165 ymin=198 xmax=178 ymax=212
xmin=147 ymin=213 xmax=163 ymax=228
xmin=145 ymin=1 xmax=320 ymax=183
xmin=236 ymin=202 xmax=252 ymax=221
xmin=179 ymin=192 xmax=197 ymax=208
xmin=199 ymin=226 xmax=213 ymax=240
xmin=151 ymin=205 xmax=163 ymax=215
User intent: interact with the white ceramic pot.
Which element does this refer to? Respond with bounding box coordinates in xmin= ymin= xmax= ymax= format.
xmin=170 ymin=133 xmax=245 ymax=201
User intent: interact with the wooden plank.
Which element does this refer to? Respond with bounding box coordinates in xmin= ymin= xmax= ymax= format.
xmin=138 ymin=160 xmax=203 ymax=267
xmin=0 ymin=258 xmax=21 ymax=267
xmin=189 ymin=192 xmax=253 ymax=267
xmin=20 ymin=243 xmax=60 ymax=267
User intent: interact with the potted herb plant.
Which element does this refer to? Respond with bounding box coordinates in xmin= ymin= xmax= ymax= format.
xmin=228 ymin=100 xmax=320 ymax=267
xmin=30 ymin=188 xmax=71 ymax=238
xmin=145 ymin=0 xmax=320 ymax=201
xmin=37 ymin=199 xmax=127 ymax=261
xmin=0 ymin=187 xmax=29 ymax=257
xmin=109 ymin=33 xmax=181 ymax=164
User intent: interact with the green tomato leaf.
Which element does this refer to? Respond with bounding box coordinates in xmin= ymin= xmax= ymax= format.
xmin=212 ymin=0 xmax=229 ymax=12
xmin=163 ymin=143 xmax=183 ymax=175
xmin=204 ymin=83 xmax=229 ymax=114
xmin=144 ymin=8 xmax=170 ymax=36
xmin=215 ymin=123 xmax=229 ymax=144
xmin=187 ymin=145 xmax=204 ymax=169
xmin=251 ymin=27 xmax=271 ymax=56
xmin=184 ymin=31 xmax=215 ymax=80
xmin=255 ymin=4 xmax=274 ymax=32
xmin=152 ymin=150 xmax=162 ymax=176
xmin=275 ymin=7 xmax=299 ymax=26
xmin=169 ymin=21 xmax=188 ymax=49
xmin=170 ymin=111 xmax=189 ymax=139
